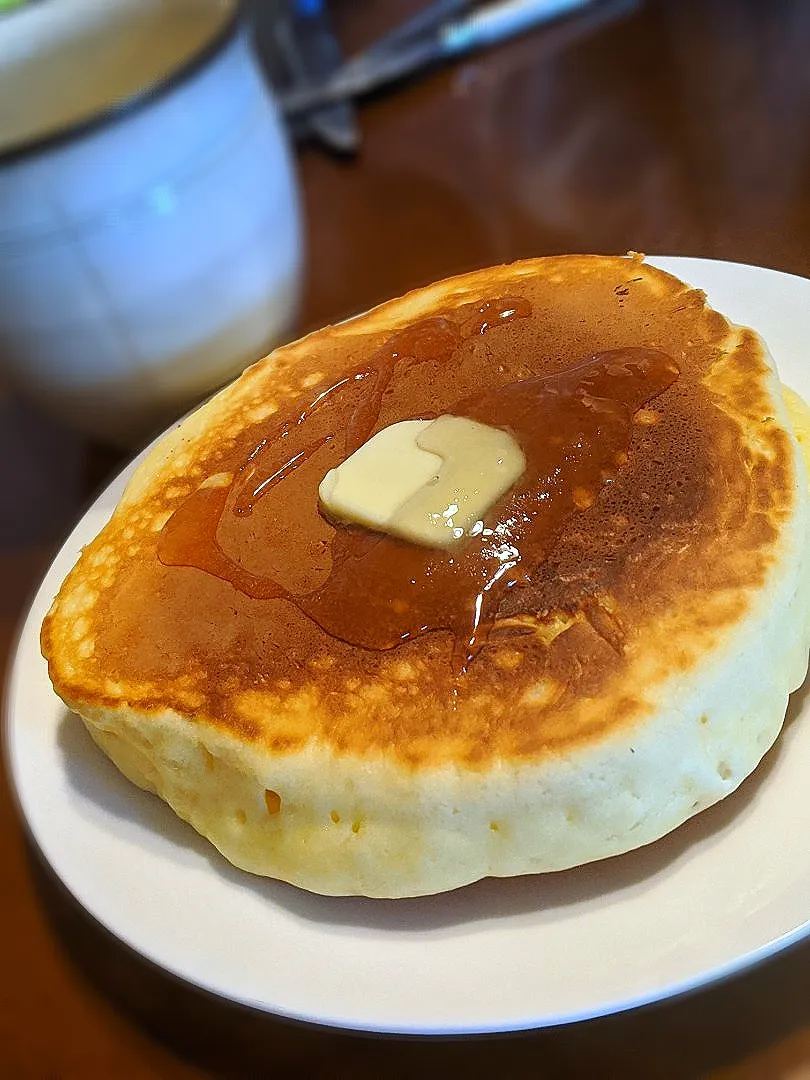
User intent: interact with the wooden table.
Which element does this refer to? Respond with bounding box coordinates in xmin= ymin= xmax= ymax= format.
xmin=5 ymin=1 xmax=810 ymax=1074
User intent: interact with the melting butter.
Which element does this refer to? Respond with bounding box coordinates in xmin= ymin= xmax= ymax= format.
xmin=318 ymin=415 xmax=525 ymax=547
xmin=318 ymin=420 xmax=441 ymax=530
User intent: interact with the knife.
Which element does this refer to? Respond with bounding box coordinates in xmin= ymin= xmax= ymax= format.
xmin=286 ymin=0 xmax=359 ymax=154
xmin=280 ymin=0 xmax=638 ymax=119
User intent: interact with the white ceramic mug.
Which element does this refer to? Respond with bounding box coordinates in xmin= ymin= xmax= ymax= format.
xmin=0 ymin=0 xmax=303 ymax=443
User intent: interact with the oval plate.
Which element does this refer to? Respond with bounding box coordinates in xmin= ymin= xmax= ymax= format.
xmin=6 ymin=257 xmax=810 ymax=1035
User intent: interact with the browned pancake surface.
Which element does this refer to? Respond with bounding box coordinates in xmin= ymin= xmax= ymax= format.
xmin=42 ymin=255 xmax=798 ymax=768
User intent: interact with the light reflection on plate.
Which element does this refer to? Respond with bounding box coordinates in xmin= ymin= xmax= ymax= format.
xmin=6 ymin=257 xmax=810 ymax=1034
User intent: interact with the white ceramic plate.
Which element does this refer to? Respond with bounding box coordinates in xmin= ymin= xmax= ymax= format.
xmin=6 ymin=257 xmax=810 ymax=1036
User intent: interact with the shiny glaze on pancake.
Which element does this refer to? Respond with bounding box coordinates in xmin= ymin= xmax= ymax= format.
xmin=41 ymin=255 xmax=799 ymax=768
xmin=156 ymin=344 xmax=679 ymax=670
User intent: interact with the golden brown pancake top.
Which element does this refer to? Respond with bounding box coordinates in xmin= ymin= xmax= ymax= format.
xmin=42 ymin=256 xmax=798 ymax=768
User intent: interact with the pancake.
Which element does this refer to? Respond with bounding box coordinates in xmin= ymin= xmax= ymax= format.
xmin=41 ymin=254 xmax=810 ymax=898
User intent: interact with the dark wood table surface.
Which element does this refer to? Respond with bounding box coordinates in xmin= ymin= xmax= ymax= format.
xmin=5 ymin=1 xmax=810 ymax=1075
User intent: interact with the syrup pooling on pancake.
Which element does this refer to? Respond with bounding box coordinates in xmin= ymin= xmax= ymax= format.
xmin=230 ymin=298 xmax=529 ymax=517
xmin=158 ymin=298 xmax=679 ymax=670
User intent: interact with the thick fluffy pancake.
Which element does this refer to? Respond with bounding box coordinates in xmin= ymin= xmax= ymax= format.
xmin=41 ymin=254 xmax=810 ymax=897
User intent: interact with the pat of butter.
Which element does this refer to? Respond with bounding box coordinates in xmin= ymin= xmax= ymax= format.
xmin=319 ymin=415 xmax=525 ymax=547
xmin=318 ymin=420 xmax=441 ymax=529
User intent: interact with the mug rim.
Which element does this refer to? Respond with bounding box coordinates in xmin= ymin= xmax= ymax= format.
xmin=0 ymin=0 xmax=241 ymax=167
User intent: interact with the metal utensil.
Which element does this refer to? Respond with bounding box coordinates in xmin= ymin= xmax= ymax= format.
xmin=279 ymin=0 xmax=360 ymax=153
xmin=279 ymin=0 xmax=638 ymax=118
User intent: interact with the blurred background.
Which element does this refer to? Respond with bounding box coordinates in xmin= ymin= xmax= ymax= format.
xmin=5 ymin=1 xmax=810 ymax=1076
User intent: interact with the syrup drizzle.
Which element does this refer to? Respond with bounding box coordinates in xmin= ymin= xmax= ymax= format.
xmin=157 ymin=297 xmax=679 ymax=671
xmin=230 ymin=297 xmax=530 ymax=519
